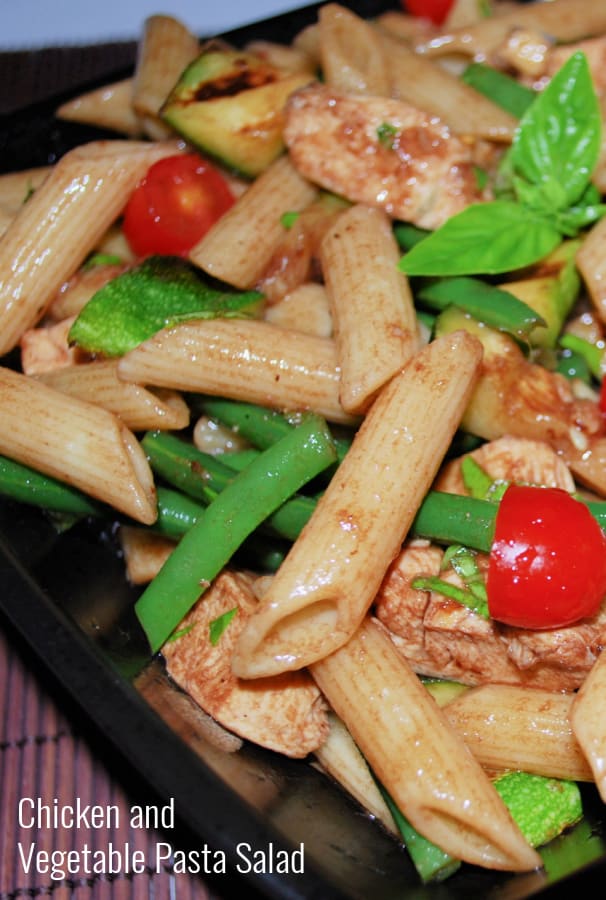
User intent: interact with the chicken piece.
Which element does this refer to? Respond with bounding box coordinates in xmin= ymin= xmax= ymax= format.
xmin=435 ymin=435 xmax=575 ymax=495
xmin=375 ymin=542 xmax=605 ymax=691
xmin=20 ymin=316 xmax=78 ymax=375
xmin=283 ymin=83 xmax=486 ymax=230
xmin=162 ymin=571 xmax=329 ymax=758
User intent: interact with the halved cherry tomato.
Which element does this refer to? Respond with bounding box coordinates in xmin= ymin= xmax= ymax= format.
xmin=401 ymin=0 xmax=455 ymax=26
xmin=487 ymin=485 xmax=606 ymax=629
xmin=122 ymin=153 xmax=235 ymax=258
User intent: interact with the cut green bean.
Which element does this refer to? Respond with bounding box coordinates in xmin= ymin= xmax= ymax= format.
xmin=462 ymin=62 xmax=536 ymax=118
xmin=0 ymin=454 xmax=100 ymax=516
xmin=418 ymin=277 xmax=545 ymax=340
xmin=411 ymin=492 xmax=496 ymax=552
xmin=135 ymin=415 xmax=337 ymax=653
xmin=155 ymin=486 xmax=206 ymax=539
xmin=143 ymin=430 xmax=318 ymax=542
xmin=201 ymin=397 xmax=352 ymax=462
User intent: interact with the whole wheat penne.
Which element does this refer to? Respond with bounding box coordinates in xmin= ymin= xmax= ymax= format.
xmin=132 ymin=15 xmax=200 ymax=140
xmin=577 ymin=217 xmax=606 ymax=324
xmin=264 ymin=282 xmax=333 ymax=338
xmin=118 ymin=319 xmax=355 ymax=424
xmin=313 ymin=711 xmax=397 ymax=834
xmin=415 ymin=0 xmax=606 ymax=60
xmin=37 ymin=360 xmax=190 ymax=432
xmin=189 ymin=156 xmax=317 ymax=289
xmin=0 ymin=139 xmax=181 ymax=356
xmin=321 ymin=204 xmax=419 ymax=414
xmin=48 ymin=262 xmax=127 ymax=322
xmin=245 ymin=40 xmax=317 ymax=76
xmin=56 ymin=79 xmax=142 ymax=136
xmin=383 ymin=33 xmax=516 ymax=142
xmin=319 ymin=4 xmax=390 ymax=95
xmin=445 ymin=684 xmax=593 ymax=783
xmin=120 ymin=526 xmax=176 ymax=585
xmin=0 ymin=206 xmax=14 ymax=240
xmin=232 ymin=330 xmax=482 ymax=678
xmin=312 ymin=619 xmax=540 ymax=871
xmin=571 ymin=652 xmax=606 ymax=801
xmin=0 ymin=166 xmax=51 ymax=214
xmin=0 ymin=367 xmax=156 ymax=524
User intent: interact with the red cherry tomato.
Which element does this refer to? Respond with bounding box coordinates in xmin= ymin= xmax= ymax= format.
xmin=402 ymin=0 xmax=455 ymax=26
xmin=600 ymin=377 xmax=606 ymax=415
xmin=122 ymin=153 xmax=235 ymax=257
xmin=487 ymin=485 xmax=606 ymax=629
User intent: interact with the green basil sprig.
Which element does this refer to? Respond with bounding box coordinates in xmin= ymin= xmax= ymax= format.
xmin=400 ymin=53 xmax=604 ymax=277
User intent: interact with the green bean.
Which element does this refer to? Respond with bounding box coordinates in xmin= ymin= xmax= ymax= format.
xmin=418 ymin=277 xmax=545 ymax=341
xmin=0 ymin=454 xmax=100 ymax=516
xmin=201 ymin=397 xmax=352 ymax=462
xmin=143 ymin=430 xmax=318 ymax=541
xmin=559 ymin=333 xmax=603 ymax=379
xmin=135 ymin=415 xmax=337 ymax=653
xmin=462 ymin=63 xmax=536 ymax=118
xmin=411 ymin=492 xmax=496 ymax=552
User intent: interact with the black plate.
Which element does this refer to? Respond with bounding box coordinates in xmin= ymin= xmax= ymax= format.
xmin=2 ymin=3 xmax=606 ymax=898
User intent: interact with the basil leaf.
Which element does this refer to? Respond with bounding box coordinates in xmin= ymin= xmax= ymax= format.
xmin=209 ymin=607 xmax=238 ymax=645
xmin=399 ymin=202 xmax=561 ymax=276
xmin=69 ymin=256 xmax=264 ymax=357
xmin=510 ymin=52 xmax=601 ymax=209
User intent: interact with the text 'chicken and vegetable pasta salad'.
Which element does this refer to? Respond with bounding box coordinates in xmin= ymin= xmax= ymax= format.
xmin=4 ymin=0 xmax=606 ymax=885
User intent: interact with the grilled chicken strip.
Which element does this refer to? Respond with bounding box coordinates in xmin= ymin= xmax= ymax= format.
xmin=283 ymin=82 xmax=487 ymax=230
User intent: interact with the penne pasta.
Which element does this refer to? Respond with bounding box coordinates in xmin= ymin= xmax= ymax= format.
xmin=445 ymin=684 xmax=593 ymax=783
xmin=132 ymin=15 xmax=200 ymax=140
xmin=577 ymin=216 xmax=606 ymax=324
xmin=189 ymin=155 xmax=317 ymax=289
xmin=232 ymin=330 xmax=482 ymax=678
xmin=264 ymin=282 xmax=333 ymax=338
xmin=0 ymin=166 xmax=51 ymax=214
xmin=120 ymin=526 xmax=176 ymax=585
xmin=383 ymin=32 xmax=517 ymax=142
xmin=415 ymin=0 xmax=606 ymax=60
xmin=0 ymin=139 xmax=181 ymax=356
xmin=312 ymin=618 xmax=541 ymax=871
xmin=321 ymin=203 xmax=420 ymax=414
xmin=571 ymin=652 xmax=606 ymax=801
xmin=318 ymin=4 xmax=390 ymax=96
xmin=117 ymin=319 xmax=355 ymax=425
xmin=0 ymin=367 xmax=156 ymax=524
xmin=56 ymin=79 xmax=142 ymax=136
xmin=37 ymin=359 xmax=190 ymax=431
xmin=313 ymin=711 xmax=397 ymax=834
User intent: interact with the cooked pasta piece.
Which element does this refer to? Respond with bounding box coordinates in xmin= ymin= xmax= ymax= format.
xmin=0 ymin=367 xmax=156 ymax=524
xmin=445 ymin=684 xmax=593 ymax=782
xmin=312 ymin=618 xmax=541 ymax=871
xmin=132 ymin=15 xmax=200 ymax=139
xmin=232 ymin=330 xmax=482 ymax=678
xmin=244 ymin=39 xmax=317 ymax=76
xmin=189 ymin=155 xmax=317 ymax=289
xmin=415 ymin=0 xmax=606 ymax=60
xmin=321 ymin=203 xmax=419 ymax=414
xmin=382 ymin=32 xmax=517 ymax=142
xmin=318 ymin=4 xmax=390 ymax=95
xmin=577 ymin=217 xmax=606 ymax=325
xmin=118 ymin=319 xmax=355 ymax=425
xmin=56 ymin=79 xmax=142 ymax=136
xmin=48 ymin=261 xmax=128 ymax=322
xmin=313 ymin=711 xmax=397 ymax=834
xmin=571 ymin=652 xmax=606 ymax=801
xmin=264 ymin=283 xmax=333 ymax=338
xmin=120 ymin=526 xmax=176 ymax=585
xmin=0 ymin=139 xmax=180 ymax=356
xmin=37 ymin=360 xmax=190 ymax=431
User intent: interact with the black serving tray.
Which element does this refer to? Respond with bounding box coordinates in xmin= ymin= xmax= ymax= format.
xmin=2 ymin=2 xmax=606 ymax=898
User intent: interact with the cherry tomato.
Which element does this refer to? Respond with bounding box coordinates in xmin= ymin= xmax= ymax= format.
xmin=487 ymin=485 xmax=606 ymax=629
xmin=401 ymin=0 xmax=455 ymax=26
xmin=600 ymin=377 xmax=606 ymax=415
xmin=122 ymin=153 xmax=235 ymax=257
